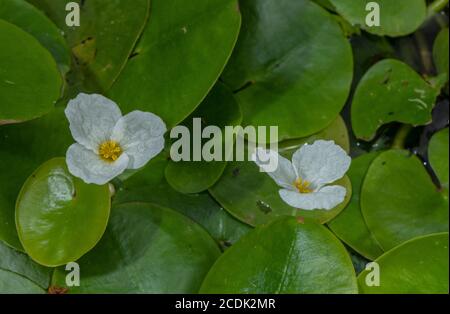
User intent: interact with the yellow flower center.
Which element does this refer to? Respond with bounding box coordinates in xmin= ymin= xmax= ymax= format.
xmin=99 ymin=140 xmax=122 ymax=162
xmin=294 ymin=178 xmax=313 ymax=194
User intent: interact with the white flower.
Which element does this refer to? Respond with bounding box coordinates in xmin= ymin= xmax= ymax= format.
xmin=65 ymin=93 xmax=166 ymax=185
xmin=252 ymin=140 xmax=351 ymax=210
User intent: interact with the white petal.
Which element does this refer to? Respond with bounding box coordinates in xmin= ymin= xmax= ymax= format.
xmin=111 ymin=111 xmax=166 ymax=169
xmin=66 ymin=143 xmax=129 ymax=185
xmin=251 ymin=148 xmax=297 ymax=190
xmin=65 ymin=93 xmax=122 ymax=150
xmin=292 ymin=140 xmax=351 ymax=188
xmin=279 ymin=185 xmax=347 ymax=210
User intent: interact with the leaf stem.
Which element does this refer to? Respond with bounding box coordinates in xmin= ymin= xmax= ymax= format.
xmin=428 ymin=0 xmax=449 ymax=16
xmin=392 ymin=125 xmax=413 ymax=149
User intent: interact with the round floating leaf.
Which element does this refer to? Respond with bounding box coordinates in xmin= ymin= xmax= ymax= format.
xmin=0 ymin=19 xmax=62 ymax=124
xmin=433 ymin=28 xmax=449 ymax=79
xmin=52 ymin=203 xmax=220 ymax=293
xmin=0 ymin=106 xmax=72 ymax=250
xmin=0 ymin=269 xmax=45 ymax=294
xmin=222 ymin=0 xmax=353 ymax=141
xmin=361 ymin=150 xmax=449 ymax=251
xmin=358 ymin=233 xmax=449 ymax=294
xmin=352 ymin=59 xmax=442 ymax=141
xmin=200 ymin=217 xmax=357 ymax=293
xmin=428 ymin=128 xmax=449 ymax=188
xmin=329 ymin=0 xmax=426 ymax=37
xmin=165 ymin=83 xmax=242 ymax=194
xmin=109 ymin=0 xmax=241 ymax=127
xmin=0 ymin=241 xmax=52 ymax=290
xmin=114 ymin=154 xmax=252 ymax=249
xmin=0 ymin=0 xmax=70 ymax=75
xmin=16 ymin=158 xmax=111 ymax=267
xmin=210 ymin=118 xmax=352 ymax=226
xmin=27 ymin=0 xmax=150 ymax=93
xmin=328 ymin=153 xmax=384 ymax=260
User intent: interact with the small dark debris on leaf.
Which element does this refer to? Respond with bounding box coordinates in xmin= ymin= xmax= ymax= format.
xmin=48 ymin=286 xmax=69 ymax=294
xmin=232 ymin=167 xmax=240 ymax=177
xmin=256 ymin=200 xmax=272 ymax=214
xmin=297 ymin=216 xmax=305 ymax=224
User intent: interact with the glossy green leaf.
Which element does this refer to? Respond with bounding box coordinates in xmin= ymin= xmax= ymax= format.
xmin=328 ymin=153 xmax=384 ymax=260
xmin=114 ymin=154 xmax=252 ymax=249
xmin=0 ymin=0 xmax=70 ymax=75
xmin=165 ymin=83 xmax=242 ymax=194
xmin=428 ymin=128 xmax=449 ymax=188
xmin=0 ymin=106 xmax=72 ymax=250
xmin=329 ymin=0 xmax=426 ymax=37
xmin=210 ymin=118 xmax=352 ymax=226
xmin=200 ymin=217 xmax=357 ymax=293
xmin=27 ymin=0 xmax=150 ymax=93
xmin=361 ymin=150 xmax=448 ymax=251
xmin=16 ymin=158 xmax=111 ymax=267
xmin=109 ymin=0 xmax=241 ymax=127
xmin=222 ymin=0 xmax=353 ymax=141
xmin=352 ymin=59 xmax=441 ymax=141
xmin=52 ymin=202 xmax=220 ymax=293
xmin=358 ymin=233 xmax=449 ymax=294
xmin=0 ymin=241 xmax=52 ymax=289
xmin=0 ymin=269 xmax=45 ymax=294
xmin=0 ymin=19 xmax=62 ymax=124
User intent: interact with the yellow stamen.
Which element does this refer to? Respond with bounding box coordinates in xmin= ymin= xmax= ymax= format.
xmin=99 ymin=140 xmax=122 ymax=162
xmin=294 ymin=178 xmax=313 ymax=194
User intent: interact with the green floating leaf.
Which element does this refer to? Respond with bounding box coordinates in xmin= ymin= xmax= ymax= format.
xmin=0 ymin=106 xmax=72 ymax=250
xmin=0 ymin=0 xmax=70 ymax=75
xmin=358 ymin=233 xmax=449 ymax=294
xmin=329 ymin=0 xmax=426 ymax=37
xmin=0 ymin=19 xmax=62 ymax=124
xmin=361 ymin=150 xmax=448 ymax=251
xmin=28 ymin=0 xmax=150 ymax=92
xmin=109 ymin=0 xmax=241 ymax=127
xmin=222 ymin=0 xmax=353 ymax=141
xmin=114 ymin=154 xmax=252 ymax=249
xmin=428 ymin=128 xmax=449 ymax=188
xmin=200 ymin=217 xmax=357 ymax=293
xmin=16 ymin=158 xmax=111 ymax=267
xmin=210 ymin=117 xmax=352 ymax=227
xmin=52 ymin=203 xmax=220 ymax=293
xmin=165 ymin=83 xmax=242 ymax=194
xmin=352 ymin=59 xmax=441 ymax=141
xmin=0 ymin=269 xmax=45 ymax=294
xmin=433 ymin=28 xmax=449 ymax=90
xmin=328 ymin=153 xmax=384 ymax=260
xmin=0 ymin=241 xmax=52 ymax=290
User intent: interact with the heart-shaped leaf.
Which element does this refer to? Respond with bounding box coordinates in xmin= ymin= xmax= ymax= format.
xmin=0 ymin=268 xmax=45 ymax=293
xmin=0 ymin=0 xmax=70 ymax=76
xmin=221 ymin=0 xmax=353 ymax=141
xmin=108 ymin=0 xmax=241 ymax=127
xmin=0 ymin=19 xmax=62 ymax=124
xmin=165 ymin=83 xmax=242 ymax=194
xmin=27 ymin=0 xmax=150 ymax=93
xmin=200 ymin=217 xmax=357 ymax=293
xmin=0 ymin=106 xmax=72 ymax=250
xmin=358 ymin=233 xmax=449 ymax=294
xmin=114 ymin=154 xmax=252 ymax=249
xmin=0 ymin=241 xmax=52 ymax=290
xmin=328 ymin=152 xmax=384 ymax=260
xmin=209 ymin=117 xmax=352 ymax=226
xmin=52 ymin=202 xmax=220 ymax=293
xmin=329 ymin=0 xmax=426 ymax=37
xmin=352 ymin=59 xmax=442 ymax=141
xmin=361 ymin=150 xmax=448 ymax=251
xmin=16 ymin=158 xmax=111 ymax=267
xmin=429 ymin=128 xmax=449 ymax=188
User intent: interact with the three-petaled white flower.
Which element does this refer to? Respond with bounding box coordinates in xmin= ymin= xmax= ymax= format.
xmin=65 ymin=93 xmax=166 ymax=185
xmin=252 ymin=140 xmax=351 ymax=210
